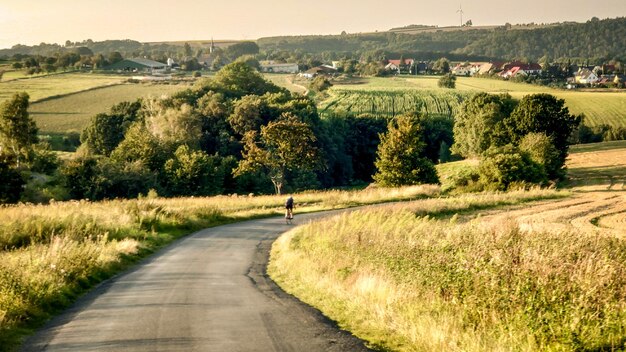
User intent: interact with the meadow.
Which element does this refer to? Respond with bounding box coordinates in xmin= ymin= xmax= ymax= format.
xmin=30 ymin=83 xmax=188 ymax=133
xmin=321 ymin=76 xmax=626 ymax=127
xmin=0 ymin=72 xmax=127 ymax=103
xmin=0 ymin=185 xmax=437 ymax=350
xmin=270 ymin=189 xmax=625 ymax=351
xmin=269 ymin=140 xmax=626 ymax=351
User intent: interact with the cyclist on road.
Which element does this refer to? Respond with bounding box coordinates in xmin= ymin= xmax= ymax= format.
xmin=285 ymin=196 xmax=294 ymax=223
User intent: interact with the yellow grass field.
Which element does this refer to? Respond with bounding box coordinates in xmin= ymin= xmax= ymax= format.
xmin=270 ymin=140 xmax=626 ymax=351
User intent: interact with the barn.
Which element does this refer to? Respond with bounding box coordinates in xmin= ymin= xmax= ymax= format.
xmin=105 ymin=58 xmax=168 ymax=73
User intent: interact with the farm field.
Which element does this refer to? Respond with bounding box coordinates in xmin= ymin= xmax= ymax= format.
xmin=30 ymin=83 xmax=188 ymax=133
xmin=567 ymin=140 xmax=626 ymax=188
xmin=263 ymin=73 xmax=308 ymax=95
xmin=0 ymin=72 xmax=126 ymax=103
xmin=323 ymin=76 xmax=626 ymax=127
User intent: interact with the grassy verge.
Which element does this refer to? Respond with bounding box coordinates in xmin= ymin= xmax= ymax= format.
xmin=0 ymin=185 xmax=437 ymax=350
xmin=268 ymin=189 xmax=626 ymax=351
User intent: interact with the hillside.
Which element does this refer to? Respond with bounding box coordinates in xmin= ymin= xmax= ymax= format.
xmin=258 ymin=17 xmax=626 ymax=62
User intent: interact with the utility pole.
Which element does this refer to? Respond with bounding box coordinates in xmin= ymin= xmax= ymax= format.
xmin=457 ymin=4 xmax=464 ymax=27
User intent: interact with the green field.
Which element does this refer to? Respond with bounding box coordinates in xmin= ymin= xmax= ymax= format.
xmin=0 ymin=72 xmax=127 ymax=103
xmin=325 ymin=76 xmax=626 ymax=127
xmin=30 ymin=83 xmax=188 ymax=133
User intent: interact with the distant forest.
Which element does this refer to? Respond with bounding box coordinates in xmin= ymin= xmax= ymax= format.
xmin=258 ymin=17 xmax=626 ymax=63
xmin=1 ymin=17 xmax=624 ymax=64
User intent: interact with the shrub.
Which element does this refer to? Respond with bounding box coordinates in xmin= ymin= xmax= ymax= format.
xmin=519 ymin=133 xmax=562 ymax=180
xmin=310 ymin=76 xmax=332 ymax=92
xmin=438 ymin=73 xmax=457 ymax=88
xmin=478 ymin=145 xmax=547 ymax=191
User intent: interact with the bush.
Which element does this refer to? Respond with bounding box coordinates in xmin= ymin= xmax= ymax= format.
xmin=519 ymin=133 xmax=562 ymax=180
xmin=478 ymin=145 xmax=547 ymax=191
xmin=438 ymin=73 xmax=457 ymax=88
xmin=193 ymin=71 xmax=202 ymax=78
xmin=0 ymin=161 xmax=25 ymax=203
xmin=309 ymin=76 xmax=332 ymax=92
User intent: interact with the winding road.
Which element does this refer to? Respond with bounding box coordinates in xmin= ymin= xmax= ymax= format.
xmin=21 ymin=212 xmax=371 ymax=352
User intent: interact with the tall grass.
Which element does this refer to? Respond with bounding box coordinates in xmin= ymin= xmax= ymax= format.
xmin=0 ymin=185 xmax=437 ymax=350
xmin=270 ymin=189 xmax=626 ymax=351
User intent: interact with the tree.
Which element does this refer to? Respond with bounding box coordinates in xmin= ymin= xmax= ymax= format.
xmin=235 ymin=114 xmax=320 ymax=194
xmin=0 ymin=92 xmax=38 ymax=168
xmin=503 ymin=93 xmax=581 ymax=178
xmin=478 ymin=145 xmax=546 ymax=191
xmin=373 ymin=114 xmax=439 ymax=187
xmin=224 ymin=41 xmax=260 ymax=60
xmin=433 ymin=58 xmax=450 ymax=74
xmin=108 ymin=51 xmax=123 ymax=65
xmin=81 ymin=101 xmax=141 ymax=156
xmin=452 ymin=93 xmax=517 ymax=158
xmin=184 ymin=42 xmax=193 ymax=58
xmin=163 ymin=145 xmax=225 ymax=196
xmin=438 ymin=73 xmax=457 ymax=88
xmin=227 ymin=95 xmax=272 ymax=136
xmin=0 ymin=160 xmax=25 ymax=203
xmin=110 ymin=123 xmax=167 ymax=172
xmin=519 ymin=133 xmax=562 ymax=180
xmin=212 ymin=62 xmax=282 ymax=98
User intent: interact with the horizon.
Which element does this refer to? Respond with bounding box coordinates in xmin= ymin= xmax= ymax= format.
xmin=1 ymin=0 xmax=626 ymax=50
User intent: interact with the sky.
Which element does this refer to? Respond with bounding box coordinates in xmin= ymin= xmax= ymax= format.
xmin=0 ymin=0 xmax=625 ymax=49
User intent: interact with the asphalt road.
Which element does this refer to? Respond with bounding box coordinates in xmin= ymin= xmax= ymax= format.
xmin=21 ymin=211 xmax=372 ymax=352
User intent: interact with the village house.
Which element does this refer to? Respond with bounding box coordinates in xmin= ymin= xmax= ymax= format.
xmin=385 ymin=59 xmax=415 ymax=73
xmin=499 ymin=62 xmax=542 ymax=79
xmin=575 ymin=69 xmax=599 ymax=84
xmin=452 ymin=63 xmax=471 ymax=76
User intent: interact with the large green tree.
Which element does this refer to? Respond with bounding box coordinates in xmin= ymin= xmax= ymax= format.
xmin=235 ymin=114 xmax=320 ymax=194
xmin=452 ymin=93 xmax=517 ymax=158
xmin=0 ymin=92 xmax=38 ymax=168
xmin=373 ymin=114 xmax=439 ymax=187
xmin=503 ymin=93 xmax=581 ymax=178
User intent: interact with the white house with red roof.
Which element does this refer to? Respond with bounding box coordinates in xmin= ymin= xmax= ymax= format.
xmin=385 ymin=59 xmax=415 ymax=72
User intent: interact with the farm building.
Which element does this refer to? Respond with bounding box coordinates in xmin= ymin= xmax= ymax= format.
xmin=260 ymin=62 xmax=299 ymax=74
xmin=300 ymin=66 xmax=337 ymax=79
xmin=105 ymin=58 xmax=168 ymax=73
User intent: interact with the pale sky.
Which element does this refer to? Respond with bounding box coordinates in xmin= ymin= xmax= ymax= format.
xmin=1 ymin=0 xmax=625 ymax=49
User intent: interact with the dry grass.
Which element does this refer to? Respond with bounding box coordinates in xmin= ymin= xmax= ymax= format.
xmin=270 ymin=189 xmax=626 ymax=351
xmin=567 ymin=140 xmax=626 ymax=189
xmin=0 ymin=185 xmax=437 ymax=349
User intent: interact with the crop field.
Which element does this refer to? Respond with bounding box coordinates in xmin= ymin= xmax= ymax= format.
xmin=319 ymin=89 xmax=471 ymax=118
xmin=567 ymin=140 xmax=626 ymax=188
xmin=0 ymin=72 xmax=126 ymax=103
xmin=326 ymin=76 xmax=626 ymax=127
xmin=30 ymin=83 xmax=188 ymax=133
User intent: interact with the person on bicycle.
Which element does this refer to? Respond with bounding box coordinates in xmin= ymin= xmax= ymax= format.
xmin=285 ymin=196 xmax=294 ymax=220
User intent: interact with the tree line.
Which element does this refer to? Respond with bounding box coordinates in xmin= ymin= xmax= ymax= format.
xmin=0 ymin=61 xmax=583 ymax=203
